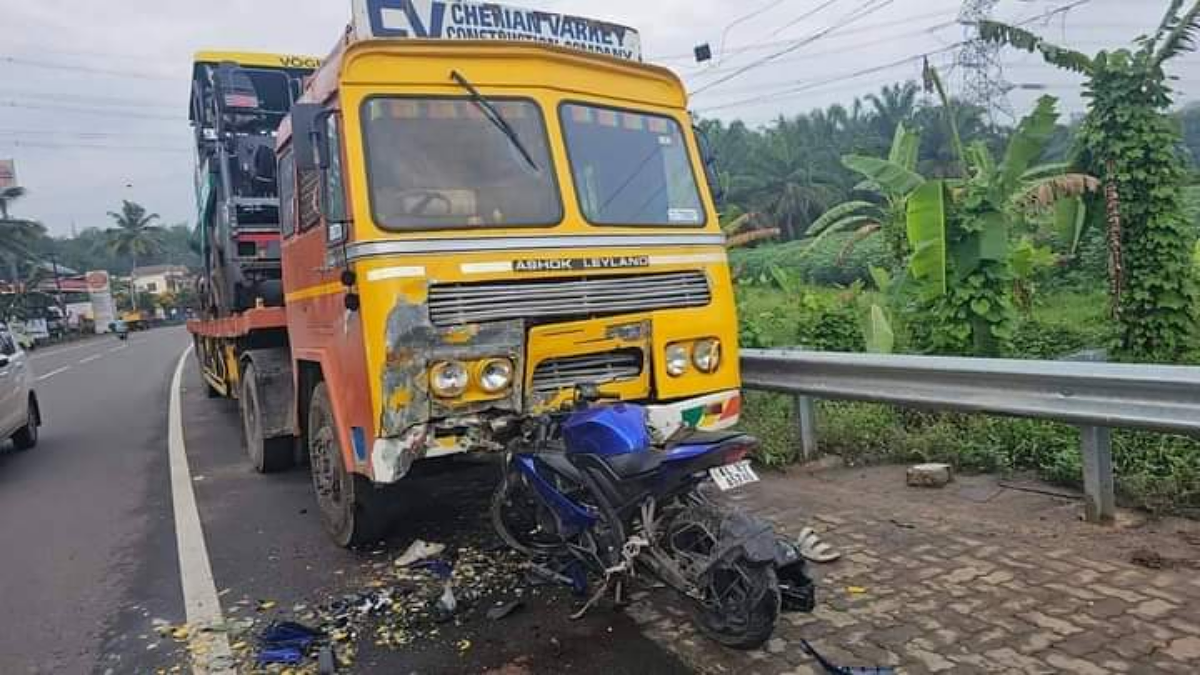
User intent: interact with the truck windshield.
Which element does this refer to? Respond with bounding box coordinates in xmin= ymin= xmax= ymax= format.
xmin=361 ymin=97 xmax=561 ymax=229
xmin=560 ymin=103 xmax=705 ymax=227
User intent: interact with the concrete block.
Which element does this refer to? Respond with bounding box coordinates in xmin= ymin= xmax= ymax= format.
xmin=907 ymin=463 xmax=953 ymax=488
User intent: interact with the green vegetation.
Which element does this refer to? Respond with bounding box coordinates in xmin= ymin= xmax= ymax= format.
xmin=983 ymin=3 xmax=1200 ymax=362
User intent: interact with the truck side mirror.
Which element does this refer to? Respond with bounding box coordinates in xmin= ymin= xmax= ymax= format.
xmin=693 ymin=126 xmax=725 ymax=206
xmin=291 ymin=103 xmax=324 ymax=172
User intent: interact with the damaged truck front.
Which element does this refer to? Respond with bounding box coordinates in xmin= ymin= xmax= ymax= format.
xmin=273 ymin=0 xmax=745 ymax=546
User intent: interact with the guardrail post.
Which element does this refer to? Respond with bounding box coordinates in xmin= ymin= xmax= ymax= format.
xmin=794 ymin=395 xmax=817 ymax=461
xmin=1079 ymin=426 xmax=1115 ymax=524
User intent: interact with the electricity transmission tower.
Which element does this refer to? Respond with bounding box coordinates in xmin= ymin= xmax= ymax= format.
xmin=956 ymin=0 xmax=1012 ymax=121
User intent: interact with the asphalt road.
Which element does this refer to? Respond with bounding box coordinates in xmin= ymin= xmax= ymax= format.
xmin=0 ymin=326 xmax=690 ymax=674
xmin=0 ymin=328 xmax=186 ymax=674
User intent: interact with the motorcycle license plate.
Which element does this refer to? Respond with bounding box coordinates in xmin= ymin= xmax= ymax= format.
xmin=709 ymin=460 xmax=759 ymax=491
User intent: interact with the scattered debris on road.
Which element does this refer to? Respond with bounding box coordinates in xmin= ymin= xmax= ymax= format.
xmin=166 ymin=540 xmax=534 ymax=672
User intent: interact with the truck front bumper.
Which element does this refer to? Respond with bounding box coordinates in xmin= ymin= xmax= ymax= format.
xmin=369 ymin=389 xmax=743 ymax=484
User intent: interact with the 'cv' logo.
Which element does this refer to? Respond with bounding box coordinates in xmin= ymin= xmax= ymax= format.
xmin=368 ymin=0 xmax=447 ymax=38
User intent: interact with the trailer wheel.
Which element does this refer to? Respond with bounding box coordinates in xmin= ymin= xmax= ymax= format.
xmin=240 ymin=363 xmax=293 ymax=473
xmin=307 ymin=382 xmax=387 ymax=547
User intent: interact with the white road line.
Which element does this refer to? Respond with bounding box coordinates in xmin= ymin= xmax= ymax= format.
xmin=78 ymin=354 xmax=103 ymax=364
xmin=108 ymin=345 xmax=127 ymax=353
xmin=36 ymin=366 xmax=71 ymax=382
xmin=169 ymin=347 xmax=234 ymax=674
xmin=28 ymin=340 xmax=100 ymax=359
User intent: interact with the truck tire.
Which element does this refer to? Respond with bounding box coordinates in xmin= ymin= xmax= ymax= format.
xmin=12 ymin=396 xmax=39 ymax=450
xmin=307 ymin=382 xmax=387 ymax=547
xmin=240 ymin=363 xmax=293 ymax=473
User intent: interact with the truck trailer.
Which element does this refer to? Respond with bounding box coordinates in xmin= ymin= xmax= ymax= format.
xmin=188 ymin=0 xmax=744 ymax=547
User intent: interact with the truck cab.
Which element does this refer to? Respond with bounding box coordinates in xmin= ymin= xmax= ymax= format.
xmin=191 ymin=1 xmax=743 ymax=547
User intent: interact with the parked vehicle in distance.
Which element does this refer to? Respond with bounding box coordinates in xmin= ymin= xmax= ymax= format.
xmin=0 ymin=323 xmax=40 ymax=451
xmin=110 ymin=320 xmax=130 ymax=341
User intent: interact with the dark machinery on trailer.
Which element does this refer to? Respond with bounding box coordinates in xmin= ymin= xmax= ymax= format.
xmin=188 ymin=51 xmax=319 ymax=317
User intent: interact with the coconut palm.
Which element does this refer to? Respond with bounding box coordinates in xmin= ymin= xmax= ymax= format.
xmin=106 ymin=200 xmax=163 ymax=310
xmin=865 ymin=81 xmax=919 ymax=143
xmin=0 ymin=186 xmax=27 ymax=220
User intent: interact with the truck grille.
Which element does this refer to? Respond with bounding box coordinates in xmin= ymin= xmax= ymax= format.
xmin=428 ymin=271 xmax=711 ymax=327
xmin=531 ymin=350 xmax=643 ymax=394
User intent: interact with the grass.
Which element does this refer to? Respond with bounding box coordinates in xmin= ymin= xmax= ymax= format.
xmin=739 ymin=392 xmax=1200 ymax=515
xmin=733 ymin=282 xmax=1200 ymax=515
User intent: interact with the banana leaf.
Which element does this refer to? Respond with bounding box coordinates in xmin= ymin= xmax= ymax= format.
xmin=998 ymin=96 xmax=1059 ymax=200
xmin=864 ymin=304 xmax=895 ymax=354
xmin=1054 ymin=196 xmax=1087 ymax=256
xmin=906 ymin=180 xmax=947 ymax=295
xmin=843 ymin=155 xmax=924 ymax=197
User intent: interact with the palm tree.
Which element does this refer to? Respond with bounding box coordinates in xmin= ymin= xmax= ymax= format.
xmin=0 ymin=186 xmax=27 ymax=220
xmin=866 ymin=82 xmax=919 ymax=144
xmin=106 ymin=200 xmax=163 ymax=310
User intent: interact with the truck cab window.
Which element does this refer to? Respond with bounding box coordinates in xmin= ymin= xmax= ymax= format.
xmin=278 ymin=150 xmax=297 ymax=236
xmin=560 ymin=103 xmax=705 ymax=227
xmin=323 ymin=115 xmax=347 ymax=225
xmin=361 ymin=97 xmax=560 ymax=230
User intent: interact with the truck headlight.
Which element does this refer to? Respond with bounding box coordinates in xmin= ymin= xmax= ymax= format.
xmin=692 ymin=338 xmax=721 ymax=373
xmin=430 ymin=361 xmax=469 ymax=397
xmin=665 ymin=343 xmax=690 ymax=377
xmin=478 ymin=358 xmax=514 ymax=393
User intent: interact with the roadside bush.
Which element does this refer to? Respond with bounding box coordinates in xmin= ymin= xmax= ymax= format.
xmin=794 ymin=290 xmax=863 ymax=352
xmin=1006 ymin=318 xmax=1096 ymax=359
xmin=739 ymin=395 xmax=1200 ymax=515
xmin=730 ymin=234 xmax=890 ymax=287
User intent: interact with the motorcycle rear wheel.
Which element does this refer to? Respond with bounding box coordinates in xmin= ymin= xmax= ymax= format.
xmin=667 ymin=503 xmax=781 ymax=649
xmin=692 ymin=561 xmax=779 ymax=649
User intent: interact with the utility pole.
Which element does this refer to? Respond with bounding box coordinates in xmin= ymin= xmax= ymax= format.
xmin=956 ymin=0 xmax=1012 ymax=122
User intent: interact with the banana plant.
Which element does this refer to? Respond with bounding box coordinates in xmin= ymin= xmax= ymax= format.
xmin=905 ymin=69 xmax=1097 ymax=354
xmin=803 ymin=122 xmax=925 ymax=266
xmin=906 ymin=95 xmax=1097 ymax=296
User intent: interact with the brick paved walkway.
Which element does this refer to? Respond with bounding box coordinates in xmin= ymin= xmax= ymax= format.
xmin=627 ymin=466 xmax=1200 ymax=674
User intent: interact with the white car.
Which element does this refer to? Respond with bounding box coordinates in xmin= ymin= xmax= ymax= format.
xmin=0 ymin=323 xmax=39 ymax=450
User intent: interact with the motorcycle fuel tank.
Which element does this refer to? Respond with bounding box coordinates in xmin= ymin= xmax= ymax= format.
xmin=561 ymin=404 xmax=652 ymax=457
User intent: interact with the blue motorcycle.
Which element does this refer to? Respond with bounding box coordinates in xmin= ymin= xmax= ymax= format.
xmin=492 ymin=387 xmax=814 ymax=649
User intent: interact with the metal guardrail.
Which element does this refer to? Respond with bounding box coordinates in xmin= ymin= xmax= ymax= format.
xmin=740 ymin=349 xmax=1200 ymax=523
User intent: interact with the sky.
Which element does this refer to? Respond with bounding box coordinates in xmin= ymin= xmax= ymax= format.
xmin=0 ymin=0 xmax=1196 ymax=237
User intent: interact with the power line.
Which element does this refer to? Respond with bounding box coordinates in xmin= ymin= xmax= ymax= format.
xmin=0 ymin=101 xmax=182 ymax=121
xmin=695 ymin=44 xmax=963 ymax=113
xmin=770 ymin=0 xmax=850 ymax=37
xmin=0 ymin=139 xmax=189 ymax=154
xmin=690 ymin=0 xmax=898 ymax=96
xmin=715 ymin=0 xmax=797 ymax=63
xmin=679 ymin=17 xmax=959 ymax=87
xmin=693 ymin=0 xmax=1093 ymax=115
xmin=3 ymin=89 xmax=177 ymax=110
xmin=0 ymin=55 xmax=173 ymax=81
xmin=0 ymin=128 xmax=185 ymax=140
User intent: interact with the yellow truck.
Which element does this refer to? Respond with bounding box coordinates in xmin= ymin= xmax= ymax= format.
xmin=193 ymin=0 xmax=745 ymax=546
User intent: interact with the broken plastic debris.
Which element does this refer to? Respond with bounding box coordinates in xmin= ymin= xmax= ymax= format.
xmin=395 ymin=539 xmax=446 ymax=567
xmin=486 ymin=599 xmax=524 ymax=620
xmin=846 ymin=586 xmax=867 ymax=595
xmin=317 ymin=645 xmax=336 ymax=674
xmin=800 ymin=638 xmax=896 ymax=675
xmin=438 ymin=581 xmax=457 ymax=613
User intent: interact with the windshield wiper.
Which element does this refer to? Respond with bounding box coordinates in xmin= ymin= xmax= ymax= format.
xmin=450 ymin=70 xmax=540 ymax=172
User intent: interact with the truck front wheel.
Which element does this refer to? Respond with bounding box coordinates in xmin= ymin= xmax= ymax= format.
xmin=307 ymin=382 xmax=387 ymax=547
xmin=240 ymin=363 xmax=293 ymax=473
